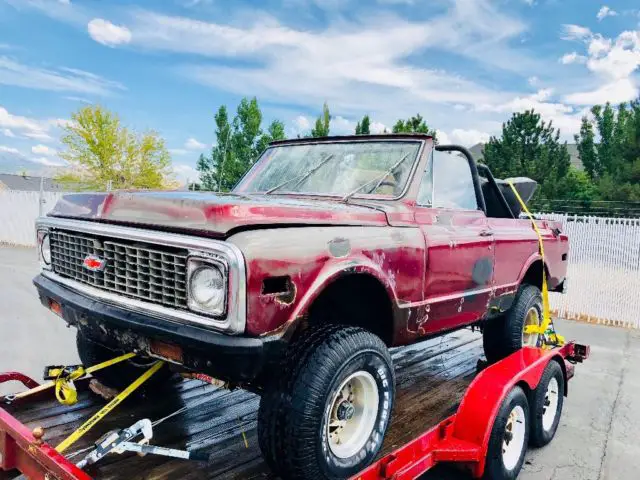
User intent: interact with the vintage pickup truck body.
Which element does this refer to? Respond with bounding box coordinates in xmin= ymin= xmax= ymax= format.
xmin=33 ymin=134 xmax=568 ymax=383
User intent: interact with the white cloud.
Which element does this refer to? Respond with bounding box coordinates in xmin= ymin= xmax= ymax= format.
xmin=449 ymin=129 xmax=491 ymax=147
xmin=560 ymin=52 xmax=587 ymax=64
xmin=169 ymin=148 xmax=189 ymax=156
xmin=597 ymin=6 xmax=618 ymax=21
xmin=563 ymin=78 xmax=638 ymax=105
xmin=184 ymin=137 xmax=206 ymax=150
xmin=31 ymin=144 xmax=57 ymax=156
xmin=64 ymin=96 xmax=91 ymax=103
xmin=0 ymin=106 xmax=65 ymax=143
xmin=172 ymin=163 xmax=199 ymax=185
xmin=88 ymin=19 xmax=132 ymax=47
xmin=370 ymin=121 xmax=387 ymax=134
xmin=31 ymin=156 xmax=65 ymax=167
xmin=294 ymin=116 xmax=310 ymax=130
xmin=2 ymin=128 xmax=15 ymax=138
xmin=24 ymin=131 xmax=55 ymax=142
xmin=527 ymin=76 xmax=539 ymax=87
xmin=0 ymin=56 xmax=124 ymax=95
xmin=561 ymin=24 xmax=592 ymax=41
xmin=0 ymin=145 xmax=20 ymax=155
xmin=331 ymin=115 xmax=356 ymax=135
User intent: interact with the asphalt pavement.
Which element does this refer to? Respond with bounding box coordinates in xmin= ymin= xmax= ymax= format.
xmin=1 ymin=246 xmax=638 ymax=479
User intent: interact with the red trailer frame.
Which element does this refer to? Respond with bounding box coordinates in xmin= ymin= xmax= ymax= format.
xmin=0 ymin=342 xmax=589 ymax=480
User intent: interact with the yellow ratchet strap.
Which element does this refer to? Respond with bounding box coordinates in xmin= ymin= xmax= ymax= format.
xmin=56 ymin=360 xmax=165 ymax=453
xmin=507 ymin=181 xmax=564 ymax=347
xmin=10 ymin=352 xmax=137 ymax=405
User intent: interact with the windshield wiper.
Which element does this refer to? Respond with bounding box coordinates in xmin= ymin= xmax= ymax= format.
xmin=265 ymin=154 xmax=335 ymax=194
xmin=342 ymin=152 xmax=412 ymax=202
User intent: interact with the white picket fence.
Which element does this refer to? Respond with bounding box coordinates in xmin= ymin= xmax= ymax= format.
xmin=542 ymin=213 xmax=640 ymax=329
xmin=1 ymin=191 xmax=639 ymax=327
xmin=0 ymin=191 xmax=63 ymax=246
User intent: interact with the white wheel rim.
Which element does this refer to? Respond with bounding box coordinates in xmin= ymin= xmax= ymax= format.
xmin=502 ymin=405 xmax=526 ymax=471
xmin=522 ymin=306 xmax=540 ymax=347
xmin=542 ymin=377 xmax=560 ymax=431
xmin=326 ymin=371 xmax=379 ymax=459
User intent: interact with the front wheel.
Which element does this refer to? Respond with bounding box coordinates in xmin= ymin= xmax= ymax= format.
xmin=258 ymin=326 xmax=395 ymax=480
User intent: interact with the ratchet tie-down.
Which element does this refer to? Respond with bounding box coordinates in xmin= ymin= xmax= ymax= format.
xmin=508 ymin=181 xmax=565 ymax=348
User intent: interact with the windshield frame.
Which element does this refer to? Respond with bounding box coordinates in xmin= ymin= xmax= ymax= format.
xmin=233 ymin=138 xmax=427 ymax=201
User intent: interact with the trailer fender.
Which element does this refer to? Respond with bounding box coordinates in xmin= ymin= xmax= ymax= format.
xmin=451 ymin=347 xmax=566 ymax=478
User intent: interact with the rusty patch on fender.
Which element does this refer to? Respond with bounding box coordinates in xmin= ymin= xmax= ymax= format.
xmin=328 ymin=237 xmax=351 ymax=258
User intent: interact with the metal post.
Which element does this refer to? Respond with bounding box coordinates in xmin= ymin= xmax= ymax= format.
xmin=38 ymin=176 xmax=44 ymax=217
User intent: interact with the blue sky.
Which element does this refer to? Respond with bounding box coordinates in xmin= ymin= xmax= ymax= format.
xmin=1 ymin=0 xmax=640 ymax=184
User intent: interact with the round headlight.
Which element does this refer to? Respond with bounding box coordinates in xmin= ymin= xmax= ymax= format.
xmin=41 ymin=233 xmax=51 ymax=265
xmin=189 ymin=265 xmax=225 ymax=311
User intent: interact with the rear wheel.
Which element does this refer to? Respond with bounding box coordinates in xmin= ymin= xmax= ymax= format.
xmin=76 ymin=331 xmax=172 ymax=392
xmin=258 ymin=325 xmax=395 ymax=480
xmin=529 ymin=361 xmax=564 ymax=447
xmin=483 ymin=285 xmax=542 ymax=363
xmin=483 ymin=386 xmax=530 ymax=480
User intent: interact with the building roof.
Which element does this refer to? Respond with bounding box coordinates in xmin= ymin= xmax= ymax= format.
xmin=468 ymin=143 xmax=583 ymax=171
xmin=0 ymin=173 xmax=66 ymax=192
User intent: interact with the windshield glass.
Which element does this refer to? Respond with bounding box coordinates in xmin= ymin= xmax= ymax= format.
xmin=234 ymin=141 xmax=421 ymax=197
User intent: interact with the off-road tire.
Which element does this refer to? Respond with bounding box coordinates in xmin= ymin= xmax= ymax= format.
xmin=529 ymin=360 xmax=564 ymax=447
xmin=483 ymin=386 xmax=530 ymax=480
xmin=483 ymin=285 xmax=542 ymax=363
xmin=76 ymin=331 xmax=172 ymax=393
xmin=258 ymin=325 xmax=395 ymax=480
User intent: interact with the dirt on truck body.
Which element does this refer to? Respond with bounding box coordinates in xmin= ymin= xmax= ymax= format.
xmin=31 ymin=134 xmax=569 ymax=479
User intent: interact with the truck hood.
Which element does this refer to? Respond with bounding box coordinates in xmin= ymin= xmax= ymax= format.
xmin=48 ymin=191 xmax=389 ymax=237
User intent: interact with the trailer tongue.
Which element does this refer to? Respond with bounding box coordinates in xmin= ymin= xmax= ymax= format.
xmin=1 ymin=329 xmax=588 ymax=480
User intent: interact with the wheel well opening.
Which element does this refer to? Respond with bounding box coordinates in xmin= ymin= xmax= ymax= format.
xmin=521 ymin=260 xmax=549 ymax=291
xmin=306 ymin=274 xmax=394 ymax=346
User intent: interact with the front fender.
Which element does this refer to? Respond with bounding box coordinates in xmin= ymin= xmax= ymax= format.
xmin=227 ymin=226 xmax=425 ymax=338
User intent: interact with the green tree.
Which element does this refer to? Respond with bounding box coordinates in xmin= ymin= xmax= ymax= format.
xmin=310 ymin=102 xmax=331 ymax=137
xmin=197 ymin=98 xmax=286 ymax=191
xmin=391 ymin=114 xmax=435 ymax=136
xmin=575 ymin=99 xmax=640 ymax=205
xmin=355 ymin=115 xmax=371 ymax=135
xmin=57 ymin=105 xmax=172 ymax=190
xmin=482 ymin=110 xmax=570 ymax=187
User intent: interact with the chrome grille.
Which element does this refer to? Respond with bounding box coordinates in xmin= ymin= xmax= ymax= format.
xmin=49 ymin=230 xmax=188 ymax=309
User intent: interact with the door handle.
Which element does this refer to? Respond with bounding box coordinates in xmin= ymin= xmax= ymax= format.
xmin=479 ymin=230 xmax=493 ymax=237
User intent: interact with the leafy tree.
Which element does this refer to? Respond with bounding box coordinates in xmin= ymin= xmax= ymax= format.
xmin=355 ymin=115 xmax=371 ymax=135
xmin=482 ymin=110 xmax=570 ymax=189
xmin=310 ymin=102 xmax=331 ymax=137
xmin=391 ymin=114 xmax=435 ymax=136
xmin=197 ymin=98 xmax=286 ymax=191
xmin=575 ymin=99 xmax=640 ymax=205
xmin=57 ymin=105 xmax=172 ymax=190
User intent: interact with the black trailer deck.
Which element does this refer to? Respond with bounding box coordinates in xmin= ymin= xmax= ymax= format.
xmin=2 ymin=328 xmax=484 ymax=480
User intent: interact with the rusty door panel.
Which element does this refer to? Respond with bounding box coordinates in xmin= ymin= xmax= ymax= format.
xmin=414 ymin=208 xmax=494 ymax=334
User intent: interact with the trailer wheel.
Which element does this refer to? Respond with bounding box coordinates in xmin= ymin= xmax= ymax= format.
xmin=259 ymin=326 xmax=395 ymax=480
xmin=529 ymin=361 xmax=564 ymax=447
xmin=483 ymin=285 xmax=542 ymax=363
xmin=484 ymin=386 xmax=529 ymax=480
xmin=76 ymin=332 xmax=171 ymax=392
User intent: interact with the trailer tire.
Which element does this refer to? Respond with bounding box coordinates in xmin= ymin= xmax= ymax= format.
xmin=260 ymin=325 xmax=395 ymax=480
xmin=484 ymin=386 xmax=530 ymax=480
xmin=76 ymin=332 xmax=172 ymax=393
xmin=483 ymin=285 xmax=542 ymax=363
xmin=529 ymin=360 xmax=564 ymax=447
